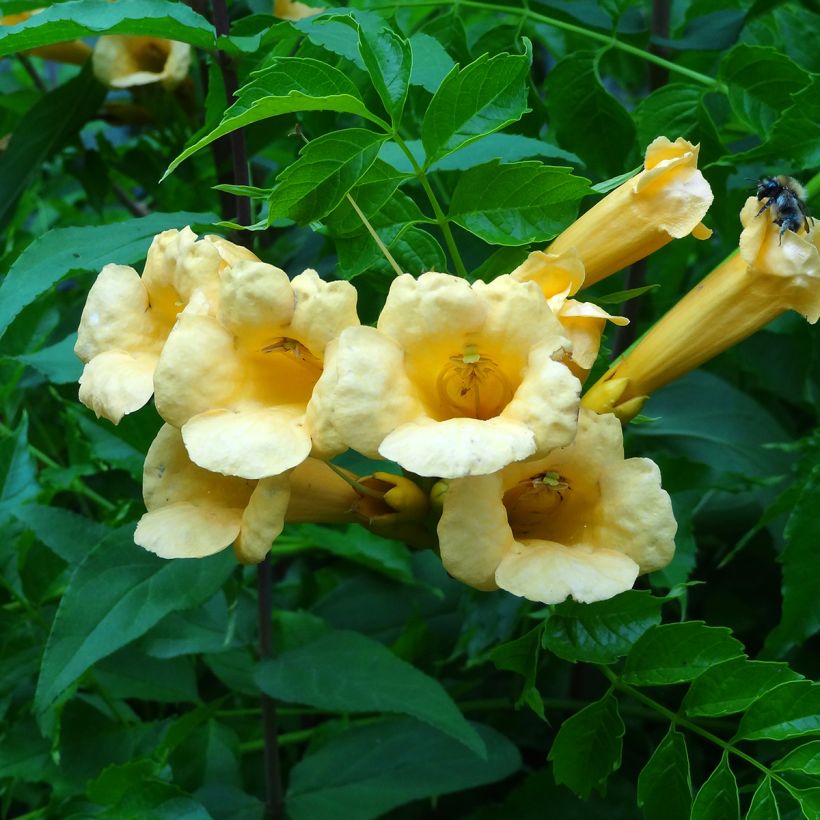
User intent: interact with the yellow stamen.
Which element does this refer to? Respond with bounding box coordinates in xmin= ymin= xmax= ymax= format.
xmin=435 ymin=345 xmax=514 ymax=419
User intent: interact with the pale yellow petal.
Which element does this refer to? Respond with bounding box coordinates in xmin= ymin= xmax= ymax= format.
xmin=510 ymin=247 xmax=586 ymax=298
xmin=218 ymin=260 xmax=294 ymax=338
xmin=287 ymin=269 xmax=360 ymax=358
xmin=74 ymin=264 xmax=156 ymax=361
xmin=182 ymin=406 xmax=312 ymax=479
xmin=234 ymin=475 xmax=291 ymax=563
xmin=135 ymin=504 xmax=241 ymax=559
xmin=500 ymin=343 xmax=580 ymax=457
xmin=93 ymin=36 xmax=191 ymax=89
xmin=437 ymin=474 xmax=514 ymax=590
xmin=495 ymin=540 xmax=640 ymax=604
xmin=78 ymin=351 xmax=157 ymax=424
xmin=379 ymin=416 xmax=536 ymax=478
xmin=307 ymin=326 xmax=423 ymax=458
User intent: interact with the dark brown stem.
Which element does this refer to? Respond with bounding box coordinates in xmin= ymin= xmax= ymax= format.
xmin=256 ymin=555 xmax=284 ymax=819
xmin=111 ymin=181 xmax=150 ymax=217
xmin=18 ymin=54 xmax=47 ymax=93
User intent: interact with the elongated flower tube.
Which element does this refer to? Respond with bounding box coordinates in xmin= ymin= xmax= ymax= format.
xmin=436 ymin=409 xmax=676 ymax=604
xmin=92 ymin=36 xmax=191 ymax=89
xmin=583 ymin=197 xmax=820 ymax=422
xmin=75 ymin=228 xmax=257 ymax=424
xmin=153 ymin=265 xmax=359 ymax=480
xmin=135 ymin=426 xmax=360 ymax=564
xmin=540 ymin=137 xmax=713 ymax=288
xmin=308 ymin=272 xmax=581 ymax=479
xmin=511 ymin=248 xmax=627 ymax=381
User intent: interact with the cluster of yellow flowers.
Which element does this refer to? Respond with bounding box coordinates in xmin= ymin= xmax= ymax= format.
xmin=75 ymin=137 xmax=820 ymax=606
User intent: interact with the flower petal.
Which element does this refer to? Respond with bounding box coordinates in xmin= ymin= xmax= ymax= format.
xmin=218 ymin=260 xmax=294 ymax=338
xmin=182 ymin=405 xmax=312 ymax=479
xmin=495 ymin=540 xmax=640 ymax=604
xmin=437 ymin=473 xmax=515 ymax=590
xmin=379 ymin=416 xmax=537 ymax=478
xmin=234 ymin=475 xmax=291 ymax=563
xmin=135 ymin=504 xmax=241 ymax=559
xmin=78 ymin=350 xmax=157 ymax=424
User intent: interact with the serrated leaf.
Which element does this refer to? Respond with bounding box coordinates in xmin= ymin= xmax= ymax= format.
xmin=746 ymin=778 xmax=780 ymax=820
xmin=408 ymin=32 xmax=455 ymax=93
xmin=547 ymin=692 xmax=624 ymax=798
xmin=0 ymin=64 xmax=105 ymax=229
xmin=357 ymin=21 xmax=412 ymax=124
xmin=735 ymin=681 xmax=820 ymax=742
xmin=489 ymin=625 xmax=545 ymax=718
xmin=692 ymin=755 xmax=739 ymax=820
xmin=542 ymin=590 xmax=665 ymax=665
xmin=255 ymin=628 xmax=485 ymax=756
xmin=267 ymin=128 xmax=386 ymax=225
xmin=34 ymin=528 xmax=235 ymax=713
xmin=448 ymin=161 xmax=592 ymax=245
xmin=165 ymin=59 xmax=387 ymax=176
xmin=545 ymin=51 xmax=635 ymax=177
xmin=595 ymin=284 xmax=660 ymax=306
xmin=773 ymin=741 xmax=820 ymax=776
xmin=13 ymin=504 xmax=110 ymax=563
xmin=765 ymin=465 xmax=820 ymax=655
xmin=421 ymin=51 xmax=530 ymax=166
xmin=622 ymin=622 xmax=745 ymax=686
xmin=635 ymin=83 xmax=705 ymax=151
xmin=286 ymin=717 xmax=521 ymax=820
xmin=682 ymin=658 xmax=803 ymax=717
xmin=0 ymin=211 xmax=216 ymax=340
xmin=637 ymin=728 xmax=692 ymax=820
xmin=12 ymin=333 xmax=81 ymax=384
xmin=0 ymin=0 xmax=214 ymax=57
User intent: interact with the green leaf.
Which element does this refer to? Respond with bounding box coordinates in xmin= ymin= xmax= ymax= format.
xmin=13 ymin=504 xmax=109 ymax=563
xmin=548 ymin=692 xmax=624 ymax=798
xmin=622 ymin=622 xmax=745 ymax=686
xmin=255 ymin=628 xmax=485 ymax=756
xmin=595 ymin=284 xmax=660 ymax=306
xmin=765 ymin=465 xmax=820 ymax=655
xmin=408 ymin=32 xmax=455 ymax=93
xmin=141 ymin=593 xmax=232 ymax=659
xmin=773 ymin=740 xmax=820 ymax=776
xmin=267 ymin=129 xmax=387 ymax=225
xmin=448 ymin=161 xmax=592 ymax=245
xmin=0 ymin=720 xmax=53 ymax=781
xmin=637 ymin=729 xmax=692 ymax=820
xmin=720 ymin=45 xmax=810 ymax=135
xmin=542 ymin=590 xmax=665 ymax=665
xmin=0 ymin=211 xmax=216 ymax=341
xmin=0 ymin=0 xmax=215 ymax=57
xmin=287 ymin=717 xmax=519 ymax=820
xmin=489 ymin=625 xmax=545 ymax=719
xmin=682 ymin=658 xmax=803 ymax=717
xmin=691 ymin=754 xmax=739 ymax=820
xmin=13 ymin=332 xmax=82 ymax=384
xmin=786 ymin=786 xmax=820 ymax=820
xmin=421 ymin=51 xmax=530 ymax=166
xmin=746 ymin=778 xmax=780 ymax=820
xmin=357 ymin=21 xmax=412 ymax=124
xmin=34 ymin=527 xmax=235 ymax=713
xmin=545 ymin=51 xmax=635 ymax=177
xmin=0 ymin=65 xmax=105 ymax=229
xmin=0 ymin=415 xmax=37 ymax=517
xmin=635 ymin=84 xmax=705 ymax=152
xmin=93 ymin=649 xmax=198 ymax=703
xmin=735 ymin=681 xmax=820 ymax=742
xmin=165 ymin=59 xmax=387 ymax=176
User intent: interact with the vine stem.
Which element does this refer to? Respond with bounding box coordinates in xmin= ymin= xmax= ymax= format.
xmin=372 ymin=0 xmax=723 ymax=90
xmin=601 ymin=667 xmax=794 ymax=793
xmin=392 ymin=134 xmax=468 ymax=277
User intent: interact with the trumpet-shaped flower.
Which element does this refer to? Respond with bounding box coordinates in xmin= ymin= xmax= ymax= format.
xmin=308 ymin=272 xmax=581 ymax=479
xmin=436 ymin=409 xmax=676 ymax=604
xmin=135 ymin=425 xmax=361 ymax=564
xmin=153 ymin=265 xmax=358 ymax=480
xmin=583 ymin=197 xmax=820 ymax=421
xmin=1 ymin=10 xmax=92 ymax=64
xmin=511 ymin=247 xmax=627 ymax=381
xmin=75 ymin=228 xmax=257 ymax=424
xmin=92 ymin=36 xmax=191 ymax=89
xmin=541 ymin=137 xmax=713 ymax=288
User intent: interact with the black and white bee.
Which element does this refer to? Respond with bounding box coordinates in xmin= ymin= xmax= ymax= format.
xmin=755 ymin=175 xmax=812 ymax=244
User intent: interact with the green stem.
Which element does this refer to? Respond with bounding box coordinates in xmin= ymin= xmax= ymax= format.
xmin=373 ymin=0 xmax=722 ymax=90
xmin=240 ymin=717 xmax=382 ymax=753
xmin=601 ymin=667 xmax=794 ymax=791
xmin=393 ymin=134 xmax=468 ymax=277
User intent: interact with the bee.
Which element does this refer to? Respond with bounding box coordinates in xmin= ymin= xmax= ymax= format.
xmin=755 ymin=175 xmax=812 ymax=244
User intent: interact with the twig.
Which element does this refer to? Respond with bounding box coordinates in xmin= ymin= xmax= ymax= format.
xmin=17 ymin=54 xmax=47 ymax=93
xmin=111 ymin=181 xmax=150 ymax=217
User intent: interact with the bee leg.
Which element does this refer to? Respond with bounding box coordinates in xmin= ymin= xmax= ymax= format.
xmin=779 ymin=222 xmax=788 ymax=245
xmin=796 ymin=200 xmax=812 ymax=233
xmin=756 ymin=199 xmax=773 ymax=218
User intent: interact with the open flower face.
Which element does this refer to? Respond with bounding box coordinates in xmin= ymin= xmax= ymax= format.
xmin=545 ymin=137 xmax=713 ymax=288
xmin=153 ymin=265 xmax=359 ymax=480
xmin=511 ymin=248 xmax=627 ymax=381
xmin=308 ymin=272 xmax=581 ymax=478
xmin=437 ymin=409 xmax=676 ymax=604
xmin=582 ymin=197 xmax=820 ymax=421
xmin=75 ymin=228 xmax=257 ymax=424
xmin=92 ymin=36 xmax=191 ymax=89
